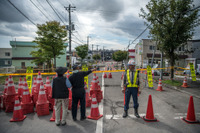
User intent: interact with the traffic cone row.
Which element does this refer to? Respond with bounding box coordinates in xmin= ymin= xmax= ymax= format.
xmin=21 ymin=78 xmax=34 ymax=114
xmin=90 ymin=74 xmax=103 ymax=103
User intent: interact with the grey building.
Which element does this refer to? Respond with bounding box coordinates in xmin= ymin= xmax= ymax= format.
xmin=0 ymin=48 xmax=12 ymax=67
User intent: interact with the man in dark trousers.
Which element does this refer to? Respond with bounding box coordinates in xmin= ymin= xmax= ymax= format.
xmin=121 ymin=60 xmax=141 ymax=118
xmin=52 ymin=67 xmax=72 ymax=126
xmin=69 ymin=64 xmax=96 ymax=121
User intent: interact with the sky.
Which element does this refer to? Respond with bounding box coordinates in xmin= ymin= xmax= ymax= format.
xmin=0 ymin=0 xmax=199 ymax=51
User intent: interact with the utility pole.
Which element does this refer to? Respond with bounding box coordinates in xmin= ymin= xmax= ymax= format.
xmin=92 ymin=44 xmax=94 ymax=56
xmin=65 ymin=4 xmax=76 ymax=69
xmin=103 ymin=46 xmax=104 ymax=63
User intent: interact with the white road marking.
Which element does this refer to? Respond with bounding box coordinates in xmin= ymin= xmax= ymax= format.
xmin=105 ymin=113 xmax=200 ymax=120
xmin=96 ymin=73 xmax=105 ymax=133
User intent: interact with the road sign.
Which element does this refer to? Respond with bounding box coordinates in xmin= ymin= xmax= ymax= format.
xmin=147 ymin=65 xmax=153 ymax=87
xmin=82 ymin=64 xmax=88 ymax=88
xmin=26 ymin=67 xmax=33 ymax=93
xmin=189 ymin=63 xmax=196 ymax=81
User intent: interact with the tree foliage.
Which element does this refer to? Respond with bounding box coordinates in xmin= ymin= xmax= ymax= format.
xmin=93 ymin=54 xmax=101 ymax=60
xmin=140 ymin=0 xmax=199 ymax=79
xmin=75 ymin=44 xmax=88 ymax=61
xmin=112 ymin=50 xmax=128 ymax=62
xmin=31 ymin=21 xmax=67 ymax=68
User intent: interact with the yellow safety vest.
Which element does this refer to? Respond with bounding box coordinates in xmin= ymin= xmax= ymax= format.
xmin=127 ymin=69 xmax=138 ymax=87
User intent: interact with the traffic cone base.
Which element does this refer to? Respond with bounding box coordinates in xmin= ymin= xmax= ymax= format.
xmin=10 ymin=115 xmax=26 ymax=122
xmin=143 ymin=116 xmax=158 ymax=122
xmin=88 ymin=114 xmax=103 ymax=120
xmin=182 ymin=118 xmax=199 ymax=124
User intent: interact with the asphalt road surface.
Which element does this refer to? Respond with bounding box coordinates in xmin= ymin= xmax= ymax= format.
xmin=0 ymin=72 xmax=200 ymax=133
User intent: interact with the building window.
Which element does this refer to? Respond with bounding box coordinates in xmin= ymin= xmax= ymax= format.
xmin=5 ymin=60 xmax=11 ymax=65
xmin=149 ymin=46 xmax=155 ymax=50
xmin=21 ymin=62 xmax=25 ymax=69
xmin=179 ymin=47 xmax=182 ymax=51
xmin=5 ymin=52 xmax=10 ymax=56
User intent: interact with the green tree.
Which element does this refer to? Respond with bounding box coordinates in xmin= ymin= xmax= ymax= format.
xmin=32 ymin=21 xmax=67 ymax=68
xmin=93 ymin=54 xmax=101 ymax=60
xmin=75 ymin=44 xmax=88 ymax=62
xmin=112 ymin=50 xmax=128 ymax=69
xmin=140 ymin=0 xmax=199 ymax=79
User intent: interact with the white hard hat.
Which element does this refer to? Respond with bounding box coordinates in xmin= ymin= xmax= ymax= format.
xmin=128 ymin=60 xmax=135 ymax=66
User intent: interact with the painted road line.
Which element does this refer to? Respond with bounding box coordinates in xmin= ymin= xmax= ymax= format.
xmin=105 ymin=113 xmax=200 ymax=120
xmin=96 ymin=73 xmax=104 ymax=133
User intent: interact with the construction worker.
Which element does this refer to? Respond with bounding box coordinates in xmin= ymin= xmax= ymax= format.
xmin=69 ymin=64 xmax=96 ymax=121
xmin=121 ymin=60 xmax=141 ymax=118
xmin=52 ymin=67 xmax=72 ymax=126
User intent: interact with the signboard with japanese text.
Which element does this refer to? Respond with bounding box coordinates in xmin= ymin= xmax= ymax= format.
xmin=26 ymin=67 xmax=33 ymax=93
xmin=147 ymin=65 xmax=153 ymax=87
xmin=82 ymin=65 xmax=88 ymax=88
xmin=189 ymin=63 xmax=196 ymax=81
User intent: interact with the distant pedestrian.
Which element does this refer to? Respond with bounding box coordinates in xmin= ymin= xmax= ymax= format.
xmin=69 ymin=64 xmax=96 ymax=121
xmin=121 ymin=60 xmax=141 ymax=118
xmin=52 ymin=67 xmax=72 ymax=126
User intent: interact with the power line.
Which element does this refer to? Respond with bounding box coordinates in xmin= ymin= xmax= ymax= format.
xmin=127 ymin=24 xmax=151 ymax=49
xmin=7 ymin=0 xmax=36 ymax=26
xmin=72 ymin=33 xmax=85 ymax=44
xmin=29 ymin=0 xmax=50 ymax=21
xmin=46 ymin=0 xmax=65 ymax=24
xmin=35 ymin=0 xmax=54 ymax=21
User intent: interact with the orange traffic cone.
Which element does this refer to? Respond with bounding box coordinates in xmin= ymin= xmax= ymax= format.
xmin=17 ymin=78 xmax=23 ymax=97
xmin=181 ymin=77 xmax=189 ymax=88
xmin=31 ymin=77 xmax=37 ymax=95
xmin=87 ymin=94 xmax=103 ymax=120
xmin=6 ymin=75 xmax=16 ymax=95
xmin=66 ymin=70 xmax=70 ymax=79
xmin=35 ymin=71 xmax=43 ymax=94
xmin=85 ymin=82 xmax=91 ymax=107
xmin=21 ymin=79 xmax=32 ymax=104
xmin=108 ymin=72 xmax=112 ymax=78
xmin=10 ymin=96 xmax=26 ymax=122
xmin=45 ymin=77 xmax=52 ymax=96
xmin=143 ymin=95 xmax=158 ymax=122
xmin=37 ymin=82 xmax=49 ymax=104
xmin=182 ymin=96 xmax=199 ymax=124
xmin=3 ymin=78 xmax=8 ymax=95
xmin=103 ymin=73 xmax=107 ymax=78
xmin=156 ymin=78 xmax=163 ymax=91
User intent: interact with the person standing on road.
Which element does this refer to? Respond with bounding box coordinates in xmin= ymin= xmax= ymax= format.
xmin=121 ymin=60 xmax=141 ymax=118
xmin=52 ymin=67 xmax=72 ymax=126
xmin=69 ymin=65 xmax=96 ymax=121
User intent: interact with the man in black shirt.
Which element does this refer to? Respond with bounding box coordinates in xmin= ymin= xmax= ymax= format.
xmin=69 ymin=65 xmax=96 ymax=121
